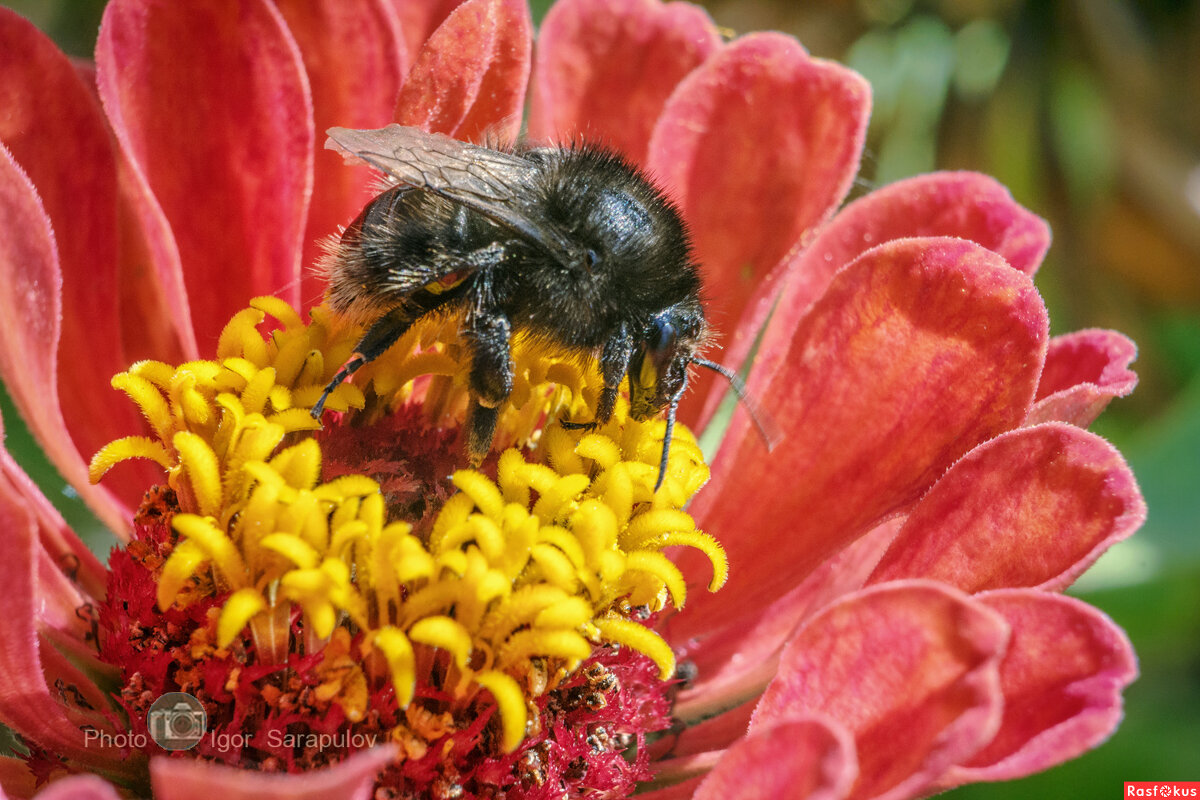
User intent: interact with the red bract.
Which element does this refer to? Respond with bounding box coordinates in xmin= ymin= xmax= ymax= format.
xmin=0 ymin=0 xmax=1143 ymax=798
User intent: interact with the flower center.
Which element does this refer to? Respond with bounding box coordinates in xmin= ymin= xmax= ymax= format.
xmin=82 ymin=298 xmax=725 ymax=797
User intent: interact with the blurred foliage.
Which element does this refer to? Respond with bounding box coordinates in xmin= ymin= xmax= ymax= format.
xmin=2 ymin=0 xmax=1197 ymax=795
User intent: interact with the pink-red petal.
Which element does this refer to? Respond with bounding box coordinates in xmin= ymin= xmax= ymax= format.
xmin=673 ymin=519 xmax=900 ymax=723
xmin=384 ymin=0 xmax=467 ymax=64
xmin=0 ymin=433 xmax=135 ymax=777
xmin=697 ymin=172 xmax=1051 ymax=427
xmin=680 ymin=237 xmax=1048 ymax=638
xmin=3 ymin=426 xmax=109 ymax=621
xmin=527 ymin=0 xmax=720 ymax=163
xmin=634 ymin=777 xmax=704 ymax=800
xmin=150 ymin=745 xmax=398 ymax=800
xmin=938 ymin=590 xmax=1137 ymax=787
xmin=693 ymin=715 xmax=857 ymax=800
xmin=660 ymin=701 xmax=756 ymax=759
xmin=97 ymin=0 xmax=313 ymax=354
xmin=394 ymin=0 xmax=531 ymax=142
xmin=0 ymin=145 xmax=131 ymax=534
xmin=1027 ymin=329 xmax=1139 ymax=427
xmin=273 ymin=0 xmax=407 ymax=307
xmin=868 ymin=423 xmax=1145 ymax=593
xmin=32 ymin=775 xmax=124 ymax=800
xmin=0 ymin=10 xmax=161 ymax=525
xmin=647 ymin=33 xmax=870 ymax=424
xmin=752 ymin=582 xmax=1009 ymax=800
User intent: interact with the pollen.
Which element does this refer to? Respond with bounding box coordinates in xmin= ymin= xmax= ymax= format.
xmin=92 ymin=298 xmax=727 ymax=776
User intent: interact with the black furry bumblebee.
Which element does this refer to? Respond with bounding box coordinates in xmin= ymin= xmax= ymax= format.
xmin=312 ymin=125 xmax=760 ymax=488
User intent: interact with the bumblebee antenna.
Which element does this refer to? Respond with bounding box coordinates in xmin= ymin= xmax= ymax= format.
xmin=655 ymin=383 xmax=686 ymax=493
xmin=690 ymin=357 xmax=781 ymax=450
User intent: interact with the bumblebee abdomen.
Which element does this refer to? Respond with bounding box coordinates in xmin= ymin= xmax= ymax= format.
xmin=323 ymin=187 xmax=489 ymax=319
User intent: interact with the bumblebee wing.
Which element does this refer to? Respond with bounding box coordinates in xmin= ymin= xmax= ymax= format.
xmin=326 ymin=125 xmax=572 ymax=263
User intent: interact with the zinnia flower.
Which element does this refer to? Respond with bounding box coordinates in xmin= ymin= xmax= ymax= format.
xmin=0 ymin=0 xmax=1146 ymax=798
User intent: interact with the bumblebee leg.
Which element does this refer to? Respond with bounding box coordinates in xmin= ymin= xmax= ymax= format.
xmin=463 ymin=311 xmax=513 ymax=463
xmin=311 ymin=295 xmax=446 ymax=418
xmin=561 ymin=323 xmax=633 ymax=431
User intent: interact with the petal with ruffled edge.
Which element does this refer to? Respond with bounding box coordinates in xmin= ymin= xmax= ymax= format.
xmin=0 ymin=144 xmax=135 ymax=534
xmin=528 ymin=0 xmax=720 ymax=163
xmin=29 ymin=774 xmax=124 ymax=800
xmin=384 ymin=0 xmax=466 ymax=64
xmin=395 ymin=0 xmax=531 ymax=142
xmin=698 ymin=172 xmax=1051 ymax=427
xmin=0 ymin=11 xmax=168 ymax=528
xmin=648 ymin=34 xmax=870 ymax=424
xmin=867 ymin=423 xmax=1145 ymax=593
xmin=679 ymin=237 xmax=1048 ymax=638
xmin=643 ymin=710 xmax=856 ymax=800
xmin=0 ymin=414 xmax=107 ymax=605
xmin=1027 ymin=329 xmax=1139 ymax=427
xmin=106 ymin=84 xmax=198 ymax=370
xmin=275 ymin=0 xmax=408 ymax=306
xmin=0 ymin=421 xmax=135 ymax=779
xmin=752 ymin=581 xmax=1009 ymax=800
xmin=936 ymin=590 xmax=1137 ymax=788
xmin=657 ymin=700 xmax=756 ymax=762
xmin=672 ymin=520 xmax=900 ymax=724
xmin=648 ymin=714 xmax=856 ymax=800
xmin=150 ymin=745 xmax=398 ymax=800
xmin=97 ymin=0 xmax=312 ymax=353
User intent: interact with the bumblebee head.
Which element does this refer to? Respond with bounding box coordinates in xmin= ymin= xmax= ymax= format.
xmin=627 ymin=304 xmax=778 ymax=491
xmin=628 ymin=305 xmax=706 ymax=422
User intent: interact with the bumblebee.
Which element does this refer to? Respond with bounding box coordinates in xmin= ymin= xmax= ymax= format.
xmin=312 ymin=125 xmax=759 ymax=487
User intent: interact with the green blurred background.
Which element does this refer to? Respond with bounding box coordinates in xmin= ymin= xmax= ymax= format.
xmin=3 ymin=0 xmax=1198 ymax=794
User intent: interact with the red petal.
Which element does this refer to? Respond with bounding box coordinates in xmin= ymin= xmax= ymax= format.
xmin=33 ymin=776 xmax=123 ymax=800
xmin=527 ymin=0 xmax=720 ymax=162
xmin=634 ymin=779 xmax=703 ymax=800
xmin=647 ymin=33 xmax=869 ymax=424
xmin=273 ymin=0 xmax=407 ymax=307
xmin=664 ymin=700 xmax=755 ymax=758
xmin=817 ymin=172 xmax=1050 ymax=278
xmin=151 ymin=745 xmax=398 ymax=800
xmin=0 ymin=437 xmax=135 ymax=777
xmin=696 ymin=172 xmax=1051 ymax=427
xmin=939 ymin=590 xmax=1137 ymax=786
xmin=0 ymin=11 xmax=165 ymax=522
xmin=868 ymin=423 xmax=1145 ymax=593
xmin=384 ymin=0 xmax=467 ymax=64
xmin=680 ymin=238 xmax=1048 ymax=638
xmin=673 ymin=519 xmax=900 ymax=723
xmin=0 ymin=756 xmax=35 ymax=800
xmin=0 ymin=427 xmax=107 ymax=601
xmin=752 ymin=582 xmax=1008 ymax=800
xmin=97 ymin=0 xmax=313 ymax=353
xmin=115 ymin=167 xmax=199 ymax=366
xmin=1027 ymin=329 xmax=1139 ymax=427
xmin=0 ymin=144 xmax=134 ymax=533
xmin=394 ymin=0 xmax=531 ymax=141
xmin=693 ymin=715 xmax=857 ymax=800
xmin=62 ymin=37 xmax=194 ymax=368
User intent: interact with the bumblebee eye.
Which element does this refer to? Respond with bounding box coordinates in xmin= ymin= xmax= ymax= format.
xmin=585 ymin=248 xmax=600 ymax=268
xmin=650 ymin=317 xmax=677 ymax=354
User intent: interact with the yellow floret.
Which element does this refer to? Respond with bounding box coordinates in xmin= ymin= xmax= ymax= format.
xmin=94 ymin=297 xmax=727 ymax=754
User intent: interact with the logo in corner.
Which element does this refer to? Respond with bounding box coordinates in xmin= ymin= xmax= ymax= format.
xmin=146 ymin=692 xmax=206 ymax=751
